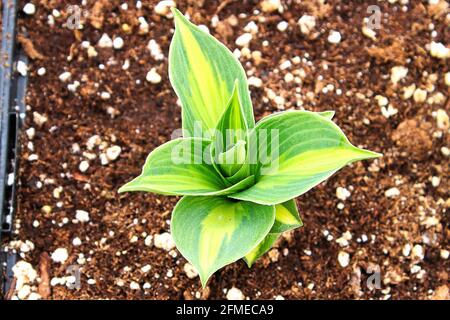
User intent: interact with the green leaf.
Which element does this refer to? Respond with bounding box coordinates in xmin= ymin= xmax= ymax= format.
xmin=317 ymin=110 xmax=335 ymax=120
xmin=271 ymin=199 xmax=303 ymax=233
xmin=217 ymin=140 xmax=247 ymax=177
xmin=171 ymin=196 xmax=275 ymax=286
xmin=211 ymin=81 xmax=251 ymax=180
xmin=243 ymin=199 xmax=302 ymax=266
xmin=215 ymin=80 xmax=248 ymax=146
xmin=119 ymin=138 xmax=252 ymax=196
xmin=225 ymin=159 xmax=251 ymax=185
xmin=243 ymin=233 xmax=280 ymax=267
xmin=229 ymin=111 xmax=382 ymax=205
xmin=169 ymin=9 xmax=254 ymax=137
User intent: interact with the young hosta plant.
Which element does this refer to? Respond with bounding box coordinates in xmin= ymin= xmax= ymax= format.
xmin=119 ymin=9 xmax=381 ymax=286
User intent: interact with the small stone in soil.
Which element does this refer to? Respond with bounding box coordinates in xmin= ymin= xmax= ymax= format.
xmin=183 ymin=263 xmax=199 ymax=279
xmin=141 ymin=265 xmax=151 ymax=273
xmin=147 ymin=39 xmax=164 ymax=61
xmin=298 ymin=15 xmax=316 ymax=35
xmin=33 ymin=112 xmax=47 ymax=127
xmin=435 ymin=109 xmax=449 ymax=130
xmin=226 ymin=287 xmax=245 ymax=300
xmin=328 ymin=30 xmax=342 ymax=44
xmin=75 ymin=210 xmax=90 ymax=223
xmin=390 ymin=66 xmax=408 ymax=84
xmin=336 ymin=187 xmax=351 ymax=201
xmin=440 ymin=250 xmax=449 ymax=259
xmin=235 ymin=33 xmax=252 ymax=47
xmin=244 ymin=21 xmax=258 ymax=34
xmin=58 ymin=71 xmax=71 ymax=82
xmin=106 ymin=145 xmax=121 ymax=161
xmin=51 ymin=248 xmax=68 ymax=263
xmin=154 ymin=1 xmax=176 ymax=18
xmin=412 ymin=244 xmax=425 ymax=260
xmin=277 ymin=21 xmax=289 ymax=32
xmin=260 ymin=0 xmax=281 ymax=13
xmin=146 ymin=68 xmax=162 ymax=84
xmin=441 ymin=147 xmax=450 ymax=157
xmin=23 ymin=3 xmax=36 ymax=15
xmin=385 ymin=187 xmax=400 ymax=198
xmin=130 ymin=281 xmax=140 ymax=290
xmin=445 ymin=72 xmax=450 ymax=86
xmin=98 ymin=33 xmax=113 ymax=48
xmin=431 ymin=176 xmax=440 ymax=187
xmin=26 ymin=127 xmax=35 ymax=140
xmin=429 ymin=41 xmax=450 ymax=59
xmin=144 ymin=235 xmax=153 ymax=247
xmin=72 ymin=237 xmax=82 ymax=246
xmin=17 ymin=60 xmax=28 ymax=76
xmin=27 ymin=154 xmax=38 ymax=162
xmin=79 ymin=161 xmax=89 ymax=173
xmin=154 ymin=232 xmax=176 ymax=251
xmin=413 ymin=88 xmax=427 ymax=103
xmin=37 ymin=67 xmax=46 ymax=76
xmin=248 ymin=76 xmax=262 ymax=87
xmin=338 ymin=251 xmax=350 ymax=267
xmin=113 ymin=37 xmax=124 ymax=50
xmin=100 ymin=91 xmax=111 ymax=100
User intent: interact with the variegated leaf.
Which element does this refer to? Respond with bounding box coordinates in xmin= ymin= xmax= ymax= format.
xmin=318 ymin=110 xmax=335 ymax=120
xmin=229 ymin=111 xmax=381 ymax=205
xmin=171 ymin=196 xmax=275 ymax=286
xmin=271 ymin=199 xmax=303 ymax=233
xmin=243 ymin=233 xmax=280 ymax=267
xmin=118 ymin=138 xmax=252 ymax=196
xmin=243 ymin=199 xmax=302 ymax=266
xmin=169 ymin=9 xmax=254 ymax=136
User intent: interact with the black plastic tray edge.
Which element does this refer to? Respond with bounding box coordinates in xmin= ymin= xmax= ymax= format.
xmin=1 ymin=0 xmax=27 ymax=298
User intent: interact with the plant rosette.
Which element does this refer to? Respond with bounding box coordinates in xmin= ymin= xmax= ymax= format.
xmin=119 ymin=9 xmax=381 ymax=287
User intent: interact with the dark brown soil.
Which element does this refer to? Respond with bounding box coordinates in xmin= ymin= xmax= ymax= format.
xmin=3 ymin=0 xmax=449 ymax=300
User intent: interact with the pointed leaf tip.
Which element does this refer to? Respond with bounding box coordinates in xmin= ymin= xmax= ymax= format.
xmin=318 ymin=110 xmax=335 ymax=120
xmin=168 ymin=6 xmax=254 ymax=136
xmin=171 ymin=196 xmax=275 ymax=286
xmin=229 ymin=111 xmax=382 ymax=205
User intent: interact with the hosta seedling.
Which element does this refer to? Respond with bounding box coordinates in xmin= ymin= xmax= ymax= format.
xmin=119 ymin=9 xmax=381 ymax=286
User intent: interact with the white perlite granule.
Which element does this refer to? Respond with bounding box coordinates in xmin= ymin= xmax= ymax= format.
xmin=154 ymin=1 xmax=176 ymax=17
xmin=79 ymin=161 xmax=89 ymax=173
xmin=75 ymin=210 xmax=90 ymax=222
xmin=146 ymin=68 xmax=162 ymax=84
xmin=113 ymin=37 xmax=124 ymax=50
xmin=154 ymin=232 xmax=176 ymax=251
xmin=328 ymin=30 xmax=342 ymax=44
xmin=98 ymin=33 xmax=113 ymax=48
xmin=51 ymin=248 xmax=68 ymax=263
xmin=338 ymin=251 xmax=350 ymax=267
xmin=23 ymin=3 xmax=36 ymax=15
xmin=298 ymin=15 xmax=316 ymax=35
xmin=385 ymin=187 xmax=400 ymax=198
xmin=235 ymin=33 xmax=252 ymax=47
xmin=390 ymin=66 xmax=408 ymax=84
xmin=183 ymin=263 xmax=199 ymax=279
xmin=147 ymin=39 xmax=164 ymax=61
xmin=226 ymin=287 xmax=245 ymax=300
xmin=336 ymin=187 xmax=351 ymax=201
xmin=106 ymin=145 xmax=121 ymax=161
